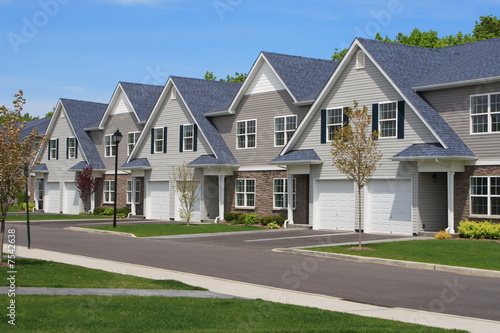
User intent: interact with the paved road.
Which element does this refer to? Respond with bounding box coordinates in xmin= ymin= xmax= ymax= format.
xmin=7 ymin=220 xmax=500 ymax=321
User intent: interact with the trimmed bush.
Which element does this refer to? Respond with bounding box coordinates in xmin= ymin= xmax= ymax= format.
xmin=224 ymin=212 xmax=244 ymax=223
xmin=259 ymin=215 xmax=287 ymax=227
xmin=458 ymin=220 xmax=500 ymax=239
xmin=267 ymin=222 xmax=281 ymax=229
xmin=434 ymin=230 xmax=452 ymax=240
xmin=244 ymin=213 xmax=259 ymax=225
xmin=18 ymin=202 xmax=35 ymax=211
xmin=93 ymin=207 xmax=105 ymax=215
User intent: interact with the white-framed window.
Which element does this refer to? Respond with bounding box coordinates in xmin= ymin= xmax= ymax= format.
xmin=470 ymin=176 xmax=500 ymax=216
xmin=236 ymin=120 xmax=256 ymax=149
xmin=104 ymin=134 xmax=116 ymax=157
xmin=379 ymin=102 xmax=398 ymax=138
xmin=67 ymin=137 xmax=76 ymax=158
xmin=235 ymin=179 xmax=255 ymax=208
xmin=153 ymin=128 xmax=164 ymax=153
xmin=273 ymin=178 xmax=296 ymax=209
xmin=275 ymin=115 xmax=297 ymax=147
xmin=326 ymin=108 xmax=343 ymax=141
xmin=127 ymin=132 xmax=140 ymax=156
xmin=127 ymin=179 xmax=141 ymax=204
xmin=470 ymin=93 xmax=500 ymax=134
xmin=183 ymin=124 xmax=194 ymax=151
xmin=49 ymin=139 xmax=58 ymax=159
xmin=103 ymin=180 xmax=115 ymax=203
xmin=356 ymin=50 xmax=365 ymax=69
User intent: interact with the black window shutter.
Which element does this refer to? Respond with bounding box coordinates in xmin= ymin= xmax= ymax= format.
xmin=343 ymin=107 xmax=350 ymax=127
xmin=179 ymin=125 xmax=184 ymax=152
xmin=372 ymin=104 xmax=379 ymax=134
xmin=150 ymin=128 xmax=155 ymax=154
xmin=48 ymin=141 xmax=51 ymax=160
xmin=163 ymin=127 xmax=168 ymax=153
xmin=75 ymin=138 xmax=78 ymax=159
xmin=56 ymin=139 xmax=59 ymax=160
xmin=397 ymin=101 xmax=405 ymax=139
xmin=66 ymin=138 xmax=69 ymax=159
xmin=193 ymin=124 xmax=198 ymax=152
xmin=320 ymin=109 xmax=326 ymax=144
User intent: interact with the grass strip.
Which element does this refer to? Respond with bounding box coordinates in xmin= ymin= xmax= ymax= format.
xmin=85 ymin=223 xmax=265 ymax=237
xmin=0 ymin=258 xmax=204 ymax=290
xmin=0 ymin=296 xmax=465 ymax=332
xmin=306 ymin=239 xmax=500 ymax=271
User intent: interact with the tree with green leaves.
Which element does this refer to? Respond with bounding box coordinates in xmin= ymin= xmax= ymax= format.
xmin=0 ymin=91 xmax=47 ymax=262
xmin=330 ymin=102 xmax=382 ymax=249
xmin=204 ymin=71 xmax=247 ymax=83
xmin=172 ymin=164 xmax=199 ymax=225
xmin=332 ymin=15 xmax=500 ymax=60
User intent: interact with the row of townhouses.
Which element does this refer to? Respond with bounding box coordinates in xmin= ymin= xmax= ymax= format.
xmin=29 ymin=37 xmax=500 ymax=235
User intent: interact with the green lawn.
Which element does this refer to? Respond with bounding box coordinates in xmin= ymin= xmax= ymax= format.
xmin=0 ymin=295 xmax=464 ymax=332
xmin=85 ymin=223 xmax=265 ymax=237
xmin=0 ymin=258 xmax=204 ymax=290
xmin=8 ymin=205 xmax=21 ymax=212
xmin=306 ymin=239 xmax=500 ymax=271
xmin=5 ymin=214 xmax=112 ymax=221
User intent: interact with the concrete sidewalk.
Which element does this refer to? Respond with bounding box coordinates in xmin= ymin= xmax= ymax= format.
xmin=8 ymin=245 xmax=500 ymax=333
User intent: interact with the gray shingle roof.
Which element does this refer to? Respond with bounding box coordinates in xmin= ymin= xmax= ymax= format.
xmin=358 ymin=38 xmax=477 ymax=158
xmin=119 ymin=82 xmax=163 ymax=122
xmin=263 ymin=52 xmax=339 ymax=101
xmin=120 ymin=158 xmax=151 ymax=169
xmin=171 ymin=76 xmax=241 ymax=165
xmin=33 ymin=163 xmax=48 ymax=172
xmin=270 ymin=149 xmax=322 ymax=164
xmin=69 ymin=161 xmax=92 ymax=170
xmin=393 ymin=143 xmax=477 ymax=160
xmin=188 ymin=155 xmax=237 ymax=167
xmin=21 ymin=118 xmax=50 ymax=139
xmin=60 ymin=99 xmax=108 ymax=170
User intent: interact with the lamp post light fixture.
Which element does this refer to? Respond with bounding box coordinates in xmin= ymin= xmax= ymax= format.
xmin=112 ymin=129 xmax=123 ymax=228
xmin=24 ymin=164 xmax=31 ymax=249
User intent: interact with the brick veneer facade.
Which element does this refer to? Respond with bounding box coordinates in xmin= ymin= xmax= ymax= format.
xmin=454 ymin=165 xmax=500 ymax=226
xmin=224 ymin=171 xmax=309 ymax=224
xmin=96 ymin=174 xmax=130 ymax=209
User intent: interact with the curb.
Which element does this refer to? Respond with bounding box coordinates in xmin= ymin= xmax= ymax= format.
xmin=275 ymin=248 xmax=500 ymax=279
xmin=65 ymin=227 xmax=137 ymax=238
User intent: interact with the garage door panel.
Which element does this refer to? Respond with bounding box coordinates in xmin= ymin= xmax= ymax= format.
xmin=45 ymin=182 xmax=60 ymax=213
xmin=316 ymin=180 xmax=355 ymax=230
xmin=147 ymin=181 xmax=169 ymax=219
xmin=63 ymin=183 xmax=81 ymax=215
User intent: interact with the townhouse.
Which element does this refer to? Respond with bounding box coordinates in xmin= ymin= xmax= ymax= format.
xmin=33 ymin=37 xmax=500 ymax=235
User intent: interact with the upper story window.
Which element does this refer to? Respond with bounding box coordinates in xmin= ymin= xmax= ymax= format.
xmin=180 ymin=124 xmax=196 ymax=152
xmin=67 ymin=137 xmax=77 ymax=159
xmin=235 ymin=179 xmax=255 ymax=208
xmin=153 ymin=128 xmax=165 ymax=153
xmin=127 ymin=132 xmax=140 ymax=156
xmin=104 ymin=134 xmax=117 ymax=157
xmin=48 ymin=138 xmax=58 ymax=160
xmin=326 ymin=108 xmax=343 ymax=141
xmin=378 ymin=102 xmax=398 ymax=138
xmin=471 ymin=93 xmax=500 ymax=134
xmin=275 ymin=115 xmax=297 ymax=147
xmin=236 ymin=120 xmax=256 ymax=149
xmin=470 ymin=176 xmax=500 ymax=216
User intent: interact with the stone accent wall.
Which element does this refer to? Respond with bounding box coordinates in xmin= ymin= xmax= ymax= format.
xmin=224 ymin=170 xmax=309 ymax=224
xmin=455 ymin=165 xmax=500 ymax=226
xmin=96 ymin=174 xmax=131 ymax=209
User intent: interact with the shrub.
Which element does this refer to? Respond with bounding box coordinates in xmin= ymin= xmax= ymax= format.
xmin=18 ymin=202 xmax=35 ymax=211
xmin=93 ymin=207 xmax=105 ymax=215
xmin=259 ymin=215 xmax=287 ymax=227
xmin=103 ymin=208 xmax=114 ymax=216
xmin=224 ymin=212 xmax=244 ymax=223
xmin=434 ymin=230 xmax=452 ymax=240
xmin=244 ymin=213 xmax=259 ymax=225
xmin=16 ymin=191 xmax=28 ymax=206
xmin=458 ymin=220 xmax=500 ymax=239
xmin=267 ymin=222 xmax=281 ymax=229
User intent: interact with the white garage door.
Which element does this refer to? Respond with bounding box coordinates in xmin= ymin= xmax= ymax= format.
xmin=146 ymin=181 xmax=170 ymax=219
xmin=45 ymin=182 xmax=61 ymax=213
xmin=367 ymin=179 xmax=412 ymax=235
xmin=316 ymin=180 xmax=355 ymax=230
xmin=63 ymin=182 xmax=81 ymax=215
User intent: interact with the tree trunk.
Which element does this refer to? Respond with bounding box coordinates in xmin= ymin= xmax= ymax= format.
xmin=358 ymin=186 xmax=362 ymax=248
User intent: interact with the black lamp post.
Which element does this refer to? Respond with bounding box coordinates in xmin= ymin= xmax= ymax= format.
xmin=112 ymin=129 xmax=123 ymax=228
xmin=24 ymin=164 xmax=31 ymax=249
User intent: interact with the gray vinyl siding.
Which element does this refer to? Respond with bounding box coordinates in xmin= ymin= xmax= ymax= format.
xmin=294 ymin=49 xmax=436 ymax=179
xmin=422 ymin=82 xmax=500 ymax=162
xmin=418 ymin=172 xmax=448 ymax=232
xmin=136 ymin=88 xmax=213 ymax=181
xmin=211 ymin=90 xmax=309 ymax=166
xmin=40 ymin=110 xmax=81 ymax=182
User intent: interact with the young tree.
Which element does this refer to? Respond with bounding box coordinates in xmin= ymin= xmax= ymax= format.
xmin=0 ymin=91 xmax=47 ymax=262
xmin=330 ymin=102 xmax=382 ymax=248
xmin=76 ymin=167 xmax=99 ymax=212
xmin=172 ymin=164 xmax=199 ymax=225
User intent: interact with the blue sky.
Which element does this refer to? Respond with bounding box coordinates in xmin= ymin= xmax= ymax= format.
xmin=1 ymin=0 xmax=498 ymax=118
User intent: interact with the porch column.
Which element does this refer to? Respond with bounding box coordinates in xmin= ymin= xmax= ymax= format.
xmin=218 ymin=173 xmax=225 ymax=220
xmin=447 ymin=171 xmax=455 ymax=234
xmin=287 ymin=172 xmax=294 ymax=225
xmin=131 ymin=178 xmax=137 ymax=216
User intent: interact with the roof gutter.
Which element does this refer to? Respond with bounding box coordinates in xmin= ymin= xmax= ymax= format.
xmin=293 ymin=100 xmax=315 ymax=106
xmin=412 ymin=76 xmax=500 ymax=92
xmin=268 ymin=160 xmax=323 ymax=165
xmin=391 ymin=155 xmax=477 ymax=162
